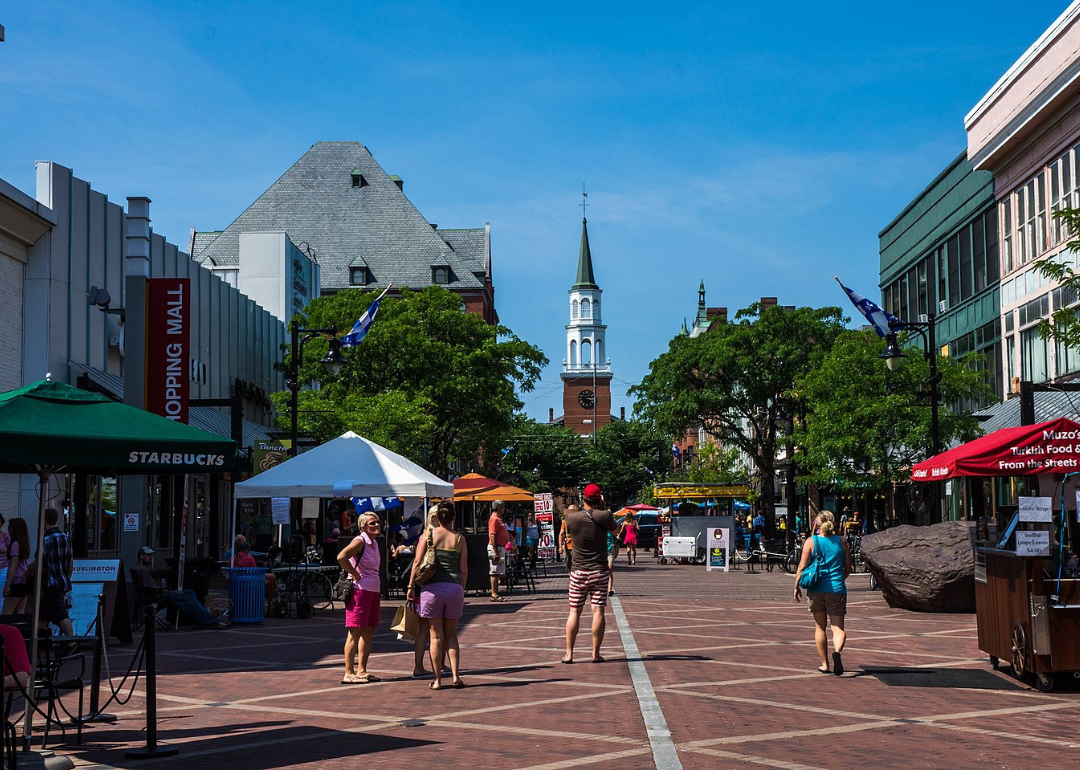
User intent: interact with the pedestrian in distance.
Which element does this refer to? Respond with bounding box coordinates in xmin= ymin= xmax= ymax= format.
xmin=408 ymin=500 xmax=468 ymax=690
xmin=793 ymin=512 xmax=852 ymax=675
xmin=487 ymin=500 xmax=510 ymax=601
xmin=622 ymin=513 xmax=639 ymax=565
xmin=0 ymin=514 xmax=10 ymax=590
xmin=563 ymin=483 xmax=618 ymax=664
xmin=337 ymin=512 xmax=382 ymax=684
xmin=2 ymin=518 xmax=31 ymax=616
xmin=39 ymin=507 xmax=74 ymax=636
xmin=560 ymin=508 xmax=577 ymax=572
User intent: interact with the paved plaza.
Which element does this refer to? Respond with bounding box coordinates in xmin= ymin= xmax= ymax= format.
xmin=51 ymin=557 xmax=1080 ymax=770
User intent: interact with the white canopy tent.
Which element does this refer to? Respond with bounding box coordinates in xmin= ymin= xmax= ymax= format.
xmin=234 ymin=431 xmax=454 ymax=499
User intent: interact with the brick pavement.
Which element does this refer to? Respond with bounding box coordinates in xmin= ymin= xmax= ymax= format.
xmin=45 ymin=555 xmax=1080 ymax=770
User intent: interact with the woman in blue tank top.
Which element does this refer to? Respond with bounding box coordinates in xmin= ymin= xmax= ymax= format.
xmin=793 ymin=512 xmax=852 ymax=675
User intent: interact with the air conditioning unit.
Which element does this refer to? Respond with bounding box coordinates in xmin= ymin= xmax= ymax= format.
xmin=917 ymin=313 xmax=928 ymax=323
xmin=939 ymin=299 xmax=948 ymax=312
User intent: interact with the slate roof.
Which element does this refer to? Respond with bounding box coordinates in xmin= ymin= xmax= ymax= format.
xmin=191 ymin=142 xmax=490 ymax=293
xmin=966 ymin=390 xmax=1080 ymax=444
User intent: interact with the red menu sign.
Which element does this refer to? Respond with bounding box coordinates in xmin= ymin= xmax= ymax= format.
xmin=145 ymin=278 xmax=190 ymax=423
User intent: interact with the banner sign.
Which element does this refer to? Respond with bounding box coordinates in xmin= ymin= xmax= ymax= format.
xmin=537 ymin=512 xmax=556 ymax=560
xmin=253 ymin=440 xmax=289 ymax=475
xmin=707 ymin=527 xmax=730 ymax=572
xmin=145 ymin=278 xmax=191 ymax=423
xmin=533 ymin=493 xmax=553 ymax=513
xmin=912 ymin=417 xmax=1080 ymax=480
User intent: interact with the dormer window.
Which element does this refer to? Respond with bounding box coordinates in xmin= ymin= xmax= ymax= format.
xmin=350 ymin=266 xmax=370 ymax=285
xmin=432 ymin=266 xmax=451 ymax=285
xmin=351 ymin=169 xmax=368 ymax=188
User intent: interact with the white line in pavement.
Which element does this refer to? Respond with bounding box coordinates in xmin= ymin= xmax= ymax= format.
xmin=610 ymin=596 xmax=683 ymax=770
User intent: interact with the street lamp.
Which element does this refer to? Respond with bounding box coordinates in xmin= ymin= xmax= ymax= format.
xmin=879 ymin=312 xmax=941 ymax=456
xmin=286 ymin=320 xmax=344 ymax=458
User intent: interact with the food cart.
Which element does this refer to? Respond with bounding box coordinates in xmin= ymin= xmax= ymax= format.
xmin=911 ymin=417 xmax=1080 ymax=691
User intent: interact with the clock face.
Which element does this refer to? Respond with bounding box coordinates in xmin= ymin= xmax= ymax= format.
xmin=578 ymin=390 xmax=595 ymax=409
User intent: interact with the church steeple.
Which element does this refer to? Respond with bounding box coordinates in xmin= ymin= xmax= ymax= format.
xmin=573 ymin=218 xmax=599 ymax=290
xmin=695 ymin=280 xmax=708 ymax=327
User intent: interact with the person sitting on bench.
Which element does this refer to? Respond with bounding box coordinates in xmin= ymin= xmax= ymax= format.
xmin=131 ymin=547 xmax=228 ymax=629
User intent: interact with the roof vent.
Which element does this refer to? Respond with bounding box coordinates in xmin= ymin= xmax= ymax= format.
xmin=390 ymin=175 xmax=403 ymax=190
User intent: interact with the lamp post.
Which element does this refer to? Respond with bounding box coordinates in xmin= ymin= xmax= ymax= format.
xmin=286 ymin=320 xmax=344 ymax=458
xmin=879 ymin=311 xmax=941 ymax=456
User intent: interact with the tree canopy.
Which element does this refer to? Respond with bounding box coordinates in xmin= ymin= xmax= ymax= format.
xmin=631 ymin=302 xmax=846 ymax=513
xmin=275 ymin=287 xmax=547 ymax=474
xmin=794 ymin=329 xmax=994 ymax=492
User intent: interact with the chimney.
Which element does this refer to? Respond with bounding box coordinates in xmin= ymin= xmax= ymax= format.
xmin=549 ymin=408 xmax=554 ymax=423
xmin=760 ymin=297 xmax=778 ymax=310
xmin=706 ymin=307 xmax=726 ymax=323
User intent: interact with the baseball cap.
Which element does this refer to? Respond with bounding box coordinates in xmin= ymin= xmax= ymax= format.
xmin=139 ymin=546 xmax=155 ymax=556
xmin=583 ymin=483 xmax=602 ymax=498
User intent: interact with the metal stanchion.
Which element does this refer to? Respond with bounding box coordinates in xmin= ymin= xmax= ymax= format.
xmin=85 ymin=595 xmax=115 ymax=724
xmin=124 ymin=602 xmax=176 ymax=759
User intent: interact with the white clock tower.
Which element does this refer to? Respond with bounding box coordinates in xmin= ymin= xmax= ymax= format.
xmin=561 ymin=214 xmax=612 ymax=435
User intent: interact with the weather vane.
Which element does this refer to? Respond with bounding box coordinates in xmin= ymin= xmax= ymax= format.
xmin=581 ymin=184 xmax=588 ymax=219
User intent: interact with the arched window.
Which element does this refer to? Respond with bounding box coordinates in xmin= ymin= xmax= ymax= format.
xmin=569 ymin=340 xmax=577 ymax=367
xmin=581 ymin=340 xmax=592 ymax=366
xmin=596 ymin=340 xmax=603 ymax=365
xmin=593 ymin=299 xmax=600 ymax=321
xmin=581 ymin=299 xmax=591 ymax=319
xmin=571 ymin=300 xmax=578 ymax=319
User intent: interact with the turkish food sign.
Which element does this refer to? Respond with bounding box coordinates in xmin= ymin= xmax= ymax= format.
xmin=145 ymin=278 xmax=190 ymax=423
xmin=911 ymin=418 xmax=1080 ymax=481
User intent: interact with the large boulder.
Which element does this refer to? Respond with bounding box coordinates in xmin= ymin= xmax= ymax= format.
xmin=860 ymin=522 xmax=975 ymax=612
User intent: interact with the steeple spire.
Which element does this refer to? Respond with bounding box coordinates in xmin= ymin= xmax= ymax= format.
xmin=573 ymin=217 xmax=599 ymax=290
xmin=695 ymin=280 xmax=708 ymax=327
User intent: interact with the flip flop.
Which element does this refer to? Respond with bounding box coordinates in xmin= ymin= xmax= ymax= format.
xmin=341 ymin=674 xmax=361 ymax=684
xmin=356 ymin=673 xmax=381 ymax=683
xmin=832 ymin=652 xmax=844 ymax=676
xmin=428 ymin=682 xmax=444 ymax=690
xmin=561 ymin=656 xmax=574 ymax=664
xmin=452 ymin=680 xmax=467 ymax=689
xmin=591 ymin=655 xmax=605 ymax=663
xmin=817 ymin=665 xmax=830 ymax=674
xmin=490 ymin=595 xmax=506 ymax=602
xmin=410 ymin=671 xmax=431 ymax=679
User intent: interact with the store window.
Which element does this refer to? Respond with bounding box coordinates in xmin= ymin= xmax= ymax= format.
xmin=1021 ymin=326 xmax=1049 ymax=383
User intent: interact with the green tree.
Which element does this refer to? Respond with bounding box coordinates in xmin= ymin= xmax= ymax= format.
xmin=274 ymin=287 xmax=547 ymax=474
xmin=584 ymin=418 xmax=674 ymax=507
xmin=631 ymin=302 xmax=846 ymax=515
xmin=671 ymin=443 xmax=748 ymax=485
xmin=795 ymin=329 xmax=993 ymax=493
xmin=490 ymin=415 xmax=588 ymax=493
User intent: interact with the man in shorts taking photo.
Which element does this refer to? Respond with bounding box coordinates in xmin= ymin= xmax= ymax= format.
xmin=563 ymin=483 xmax=617 ymax=664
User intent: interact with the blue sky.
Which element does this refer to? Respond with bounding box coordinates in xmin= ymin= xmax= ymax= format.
xmin=0 ymin=2 xmax=1070 ymax=421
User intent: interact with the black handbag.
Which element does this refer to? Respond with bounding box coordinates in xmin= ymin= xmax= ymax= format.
xmin=333 ymin=538 xmax=366 ymax=600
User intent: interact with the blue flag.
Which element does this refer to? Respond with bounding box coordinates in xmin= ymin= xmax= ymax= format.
xmin=341 ymin=297 xmax=382 ymax=347
xmin=835 ymin=277 xmax=901 ymax=338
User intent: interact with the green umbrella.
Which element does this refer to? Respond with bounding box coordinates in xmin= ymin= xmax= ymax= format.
xmin=0 ymin=378 xmax=238 ymax=743
xmin=0 ymin=379 xmax=238 ymax=474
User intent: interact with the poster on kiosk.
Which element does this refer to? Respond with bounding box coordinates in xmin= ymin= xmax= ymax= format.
xmin=534 ymin=493 xmax=556 ymax=560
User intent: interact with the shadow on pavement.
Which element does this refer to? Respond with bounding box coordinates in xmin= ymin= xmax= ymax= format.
xmin=859 ymin=666 xmax=1024 ymax=690
xmin=67 ymin=725 xmax=440 ymax=768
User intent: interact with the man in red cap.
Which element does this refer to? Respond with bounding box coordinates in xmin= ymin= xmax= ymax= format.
xmin=562 ymin=483 xmax=618 ymax=664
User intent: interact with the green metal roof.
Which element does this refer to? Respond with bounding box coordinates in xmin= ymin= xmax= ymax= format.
xmin=573 ymin=218 xmax=598 ymax=290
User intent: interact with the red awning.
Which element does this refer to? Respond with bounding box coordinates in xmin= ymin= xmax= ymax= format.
xmin=911 ymin=417 xmax=1080 ymax=481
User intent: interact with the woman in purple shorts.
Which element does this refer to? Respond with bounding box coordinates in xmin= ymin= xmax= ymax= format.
xmin=408 ymin=501 xmax=468 ymax=690
xmin=337 ymin=512 xmax=382 ymax=684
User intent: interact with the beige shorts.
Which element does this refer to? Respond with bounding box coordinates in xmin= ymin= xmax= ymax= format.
xmin=807 ymin=592 xmax=847 ymax=617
